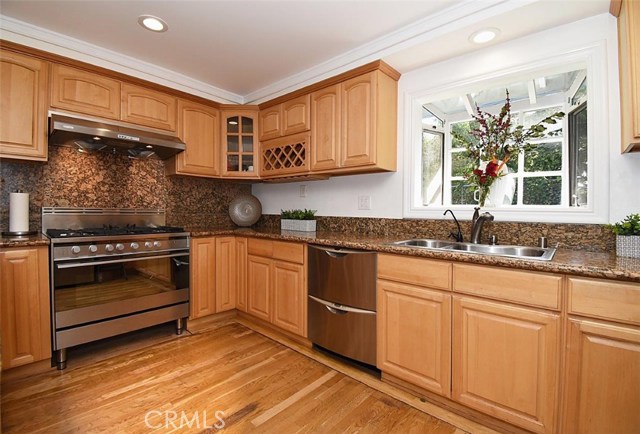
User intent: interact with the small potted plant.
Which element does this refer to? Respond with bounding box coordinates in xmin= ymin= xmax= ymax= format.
xmin=607 ymin=213 xmax=640 ymax=258
xmin=280 ymin=209 xmax=317 ymax=232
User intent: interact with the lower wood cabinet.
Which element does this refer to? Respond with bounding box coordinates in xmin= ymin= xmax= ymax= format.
xmin=190 ymin=237 xmax=217 ymax=319
xmin=452 ymin=296 xmax=560 ymax=434
xmin=235 ymin=237 xmax=248 ymax=312
xmin=246 ymin=239 xmax=306 ymax=337
xmin=215 ymin=237 xmax=237 ymax=312
xmin=377 ymin=279 xmax=451 ymax=396
xmin=0 ymin=246 xmax=51 ymax=369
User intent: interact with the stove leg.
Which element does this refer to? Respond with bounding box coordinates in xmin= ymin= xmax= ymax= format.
xmin=176 ymin=317 xmax=187 ymax=335
xmin=55 ymin=349 xmax=67 ymax=370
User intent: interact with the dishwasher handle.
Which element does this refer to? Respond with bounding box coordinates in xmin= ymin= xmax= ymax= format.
xmin=308 ymin=295 xmax=376 ymax=315
xmin=309 ymin=244 xmax=372 ymax=258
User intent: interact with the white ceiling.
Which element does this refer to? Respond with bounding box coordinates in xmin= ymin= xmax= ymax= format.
xmin=0 ymin=0 xmax=610 ymax=104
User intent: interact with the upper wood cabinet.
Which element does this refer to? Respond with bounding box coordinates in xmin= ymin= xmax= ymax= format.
xmin=121 ymin=83 xmax=177 ymax=131
xmin=616 ymin=0 xmax=640 ymax=152
xmin=1 ymin=247 xmax=51 ymax=369
xmin=311 ymin=84 xmax=341 ymax=171
xmin=190 ymin=237 xmax=216 ymax=319
xmin=259 ymin=94 xmax=310 ymax=141
xmin=311 ymin=70 xmax=397 ymax=174
xmin=50 ymin=64 xmax=120 ymax=119
xmin=166 ymin=99 xmax=220 ymax=177
xmin=452 ymin=296 xmax=560 ymax=434
xmin=0 ymin=49 xmax=49 ymax=161
xmin=260 ymin=132 xmax=310 ymax=178
xmin=221 ymin=108 xmax=259 ymax=178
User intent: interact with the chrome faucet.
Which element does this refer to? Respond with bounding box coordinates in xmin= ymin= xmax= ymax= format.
xmin=443 ymin=209 xmax=463 ymax=242
xmin=470 ymin=207 xmax=494 ymax=244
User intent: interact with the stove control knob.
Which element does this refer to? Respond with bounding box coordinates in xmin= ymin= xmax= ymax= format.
xmin=105 ymin=244 xmax=114 ymax=252
xmin=71 ymin=246 xmax=81 ymax=254
xmin=88 ymin=245 xmax=98 ymax=253
xmin=145 ymin=241 xmax=153 ymax=248
xmin=153 ymin=241 xmax=161 ymax=248
xmin=116 ymin=243 xmax=125 ymax=251
xmin=130 ymin=242 xmax=139 ymax=250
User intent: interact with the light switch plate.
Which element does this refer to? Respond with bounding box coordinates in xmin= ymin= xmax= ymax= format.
xmin=358 ymin=195 xmax=372 ymax=210
xmin=299 ymin=185 xmax=307 ymax=197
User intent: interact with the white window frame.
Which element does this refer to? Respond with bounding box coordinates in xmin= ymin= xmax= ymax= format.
xmin=402 ymin=41 xmax=610 ymax=224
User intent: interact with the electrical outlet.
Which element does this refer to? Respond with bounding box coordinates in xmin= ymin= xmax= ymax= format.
xmin=299 ymin=185 xmax=307 ymax=197
xmin=358 ymin=195 xmax=372 ymax=210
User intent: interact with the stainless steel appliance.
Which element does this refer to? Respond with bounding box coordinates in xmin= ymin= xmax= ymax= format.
xmin=307 ymin=245 xmax=377 ymax=366
xmin=43 ymin=208 xmax=190 ymax=370
xmin=48 ymin=112 xmax=186 ymax=159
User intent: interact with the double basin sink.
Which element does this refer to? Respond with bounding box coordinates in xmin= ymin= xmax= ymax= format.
xmin=391 ymin=239 xmax=556 ymax=261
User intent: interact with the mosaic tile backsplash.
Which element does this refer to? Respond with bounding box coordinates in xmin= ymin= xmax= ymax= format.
xmin=0 ymin=146 xmax=251 ymax=232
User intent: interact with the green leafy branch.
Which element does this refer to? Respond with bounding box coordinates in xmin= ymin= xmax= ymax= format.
xmin=280 ymin=209 xmax=317 ymax=220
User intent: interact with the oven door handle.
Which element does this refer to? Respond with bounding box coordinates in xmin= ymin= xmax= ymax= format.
xmin=55 ymin=252 xmax=189 ymax=269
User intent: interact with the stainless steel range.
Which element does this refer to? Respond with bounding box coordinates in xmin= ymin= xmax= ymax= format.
xmin=43 ymin=208 xmax=190 ymax=370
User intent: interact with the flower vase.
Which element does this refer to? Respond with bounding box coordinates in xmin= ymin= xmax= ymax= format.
xmin=486 ymin=172 xmax=516 ymax=207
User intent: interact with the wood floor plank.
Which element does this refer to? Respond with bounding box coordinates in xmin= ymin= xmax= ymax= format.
xmin=2 ymin=319 xmax=469 ymax=433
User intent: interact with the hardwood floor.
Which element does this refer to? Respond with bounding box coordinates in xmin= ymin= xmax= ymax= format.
xmin=2 ymin=316 xmax=465 ymax=433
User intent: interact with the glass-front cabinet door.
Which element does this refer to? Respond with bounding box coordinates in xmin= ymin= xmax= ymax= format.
xmin=221 ymin=108 xmax=259 ymax=178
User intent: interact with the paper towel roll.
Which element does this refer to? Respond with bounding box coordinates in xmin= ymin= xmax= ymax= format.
xmin=9 ymin=192 xmax=29 ymax=233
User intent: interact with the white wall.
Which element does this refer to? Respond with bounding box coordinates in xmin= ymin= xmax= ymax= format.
xmin=253 ymin=13 xmax=640 ymax=223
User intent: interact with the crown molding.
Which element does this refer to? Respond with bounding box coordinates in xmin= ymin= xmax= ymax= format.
xmin=0 ymin=14 xmax=244 ymax=104
xmin=244 ymin=0 xmax=539 ymax=104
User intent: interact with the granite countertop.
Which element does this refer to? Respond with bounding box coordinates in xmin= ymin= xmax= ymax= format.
xmin=0 ymin=233 xmax=50 ymax=248
xmin=189 ymin=226 xmax=640 ymax=283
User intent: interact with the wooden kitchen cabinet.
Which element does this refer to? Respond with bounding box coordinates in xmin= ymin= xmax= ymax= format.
xmin=0 ymin=49 xmax=49 ymax=161
xmin=561 ymin=318 xmax=640 ymax=434
xmin=615 ymin=0 xmax=640 ymax=152
xmin=0 ymin=247 xmax=51 ymax=369
xmin=259 ymin=94 xmax=310 ymax=141
xmin=50 ymin=64 xmax=121 ymax=119
xmin=236 ymin=237 xmax=248 ymax=312
xmin=215 ymin=237 xmax=237 ymax=312
xmin=452 ymin=295 xmax=560 ymax=434
xmin=311 ymin=69 xmax=397 ymax=174
xmin=246 ymin=238 xmax=307 ymax=337
xmin=166 ymin=99 xmax=220 ymax=177
xmin=221 ymin=107 xmax=259 ymax=178
xmin=260 ymin=132 xmax=310 ymax=178
xmin=121 ymin=83 xmax=177 ymax=131
xmin=190 ymin=237 xmax=216 ymax=319
xmin=377 ymin=278 xmax=451 ymax=397
xmin=311 ymin=84 xmax=341 ymax=171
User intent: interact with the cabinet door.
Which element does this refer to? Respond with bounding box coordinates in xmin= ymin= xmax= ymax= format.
xmin=0 ymin=49 xmax=48 ymax=161
xmin=561 ymin=318 xmax=640 ymax=434
xmin=169 ymin=100 xmax=220 ymax=177
xmin=50 ymin=64 xmax=120 ymax=119
xmin=215 ymin=237 xmax=237 ymax=312
xmin=236 ymin=237 xmax=248 ymax=312
xmin=121 ymin=83 xmax=176 ymax=131
xmin=247 ymin=255 xmax=271 ymax=321
xmin=221 ymin=111 xmax=259 ymax=177
xmin=452 ymin=296 xmax=560 ymax=434
xmin=190 ymin=237 xmax=216 ymax=319
xmin=311 ymin=84 xmax=341 ymax=170
xmin=377 ymin=280 xmax=451 ymax=397
xmin=282 ymin=94 xmax=310 ymax=136
xmin=0 ymin=247 xmax=50 ymax=369
xmin=271 ymin=260 xmax=306 ymax=337
xmin=341 ymin=72 xmax=376 ymax=167
xmin=259 ymin=105 xmax=281 ymax=141
xmin=618 ymin=0 xmax=640 ymax=152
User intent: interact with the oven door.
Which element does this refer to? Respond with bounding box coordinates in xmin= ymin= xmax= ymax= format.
xmin=52 ymin=251 xmax=190 ymax=330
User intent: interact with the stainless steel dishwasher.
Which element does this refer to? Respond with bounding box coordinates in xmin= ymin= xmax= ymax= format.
xmin=307 ymin=244 xmax=377 ymax=366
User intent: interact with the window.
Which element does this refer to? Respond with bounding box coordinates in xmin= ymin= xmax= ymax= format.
xmin=418 ymin=68 xmax=587 ymax=209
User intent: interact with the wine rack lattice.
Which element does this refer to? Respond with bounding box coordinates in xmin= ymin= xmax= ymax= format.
xmin=261 ymin=133 xmax=310 ymax=176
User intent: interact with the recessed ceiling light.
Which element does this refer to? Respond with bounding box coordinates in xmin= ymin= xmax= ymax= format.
xmin=138 ymin=15 xmax=168 ymax=32
xmin=469 ymin=28 xmax=499 ymax=44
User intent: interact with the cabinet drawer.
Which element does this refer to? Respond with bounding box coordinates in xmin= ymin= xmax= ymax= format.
xmin=568 ymin=277 xmax=640 ymax=326
xmin=453 ymin=264 xmax=562 ymax=310
xmin=378 ymin=254 xmax=451 ymax=290
xmin=247 ymin=238 xmax=304 ymax=264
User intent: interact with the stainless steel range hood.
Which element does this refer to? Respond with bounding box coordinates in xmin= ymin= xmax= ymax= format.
xmin=48 ymin=113 xmax=185 ymax=160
